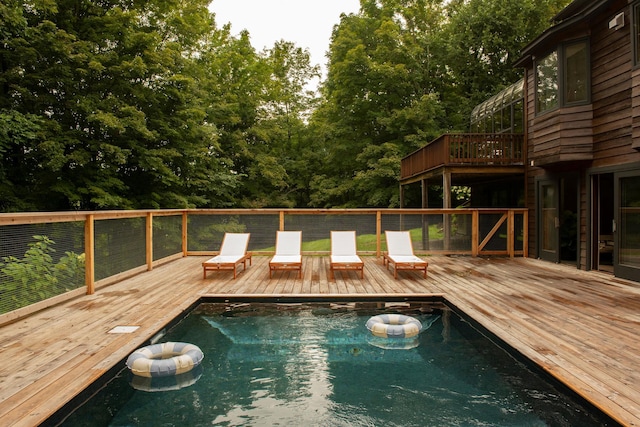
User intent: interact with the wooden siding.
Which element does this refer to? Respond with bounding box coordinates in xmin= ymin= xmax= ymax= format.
xmin=529 ymin=103 xmax=594 ymax=166
xmin=523 ymin=0 xmax=640 ymax=265
xmin=590 ymin=2 xmax=635 ymax=168
xmin=0 ymin=256 xmax=638 ymax=426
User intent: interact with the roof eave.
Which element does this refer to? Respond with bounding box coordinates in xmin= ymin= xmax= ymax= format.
xmin=514 ymin=0 xmax=612 ymax=68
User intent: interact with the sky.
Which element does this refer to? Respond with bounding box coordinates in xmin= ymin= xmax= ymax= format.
xmin=209 ymin=0 xmax=361 ymax=77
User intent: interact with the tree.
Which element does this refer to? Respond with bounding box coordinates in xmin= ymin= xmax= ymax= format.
xmin=0 ymin=0 xmax=236 ymax=210
xmin=441 ymin=0 xmax=570 ymax=108
xmin=307 ymin=0 xmax=447 ymax=207
xmin=243 ymin=41 xmax=320 ymax=207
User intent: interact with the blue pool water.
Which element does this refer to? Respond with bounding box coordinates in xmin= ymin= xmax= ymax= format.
xmin=58 ymin=302 xmax=612 ymax=426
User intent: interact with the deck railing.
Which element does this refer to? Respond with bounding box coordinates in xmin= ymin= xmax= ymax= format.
xmin=0 ymin=208 xmax=527 ymax=319
xmin=401 ymin=133 xmax=525 ymax=180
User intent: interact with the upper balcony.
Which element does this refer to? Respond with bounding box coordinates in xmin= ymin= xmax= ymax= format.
xmin=400 ymin=133 xmax=525 ymax=184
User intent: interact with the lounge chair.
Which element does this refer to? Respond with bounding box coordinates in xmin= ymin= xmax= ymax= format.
xmin=269 ymin=231 xmax=302 ymax=278
xmin=202 ymin=233 xmax=251 ymax=279
xmin=329 ymin=231 xmax=364 ymax=280
xmin=383 ymin=231 xmax=428 ymax=279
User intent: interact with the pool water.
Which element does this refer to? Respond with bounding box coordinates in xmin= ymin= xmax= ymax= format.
xmin=59 ymin=302 xmax=612 ymax=426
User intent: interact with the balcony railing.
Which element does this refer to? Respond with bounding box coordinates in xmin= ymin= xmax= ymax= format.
xmin=401 ymin=133 xmax=525 ymax=180
xmin=0 ymin=208 xmax=528 ymax=319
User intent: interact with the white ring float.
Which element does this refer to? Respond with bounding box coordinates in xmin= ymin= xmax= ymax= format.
xmin=126 ymin=342 xmax=204 ymax=378
xmin=129 ymin=365 xmax=203 ymax=392
xmin=366 ymin=314 xmax=422 ymax=338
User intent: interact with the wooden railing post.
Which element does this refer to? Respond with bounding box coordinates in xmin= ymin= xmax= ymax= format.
xmin=182 ymin=211 xmax=188 ymax=256
xmin=376 ymin=210 xmax=382 ymax=257
xmin=523 ymin=209 xmax=529 ymax=257
xmin=279 ymin=210 xmax=285 ymax=231
xmin=146 ymin=212 xmax=153 ymax=271
xmin=471 ymin=210 xmax=479 ymax=257
xmin=85 ymin=214 xmax=95 ymax=295
xmin=508 ymin=210 xmax=515 ymax=258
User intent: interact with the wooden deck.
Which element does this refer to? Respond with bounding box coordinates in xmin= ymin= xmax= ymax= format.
xmin=0 ymin=255 xmax=638 ymax=426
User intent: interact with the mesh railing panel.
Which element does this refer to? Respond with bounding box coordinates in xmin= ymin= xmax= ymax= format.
xmin=284 ymin=214 xmax=378 ymax=252
xmin=477 ymin=213 xmax=525 ymax=252
xmin=380 ymin=213 xmax=473 ymax=252
xmin=187 ymin=214 xmax=280 ymax=252
xmin=94 ymin=217 xmax=146 ymax=281
xmin=0 ymin=221 xmax=85 ymax=314
xmin=153 ymin=215 xmax=183 ymax=260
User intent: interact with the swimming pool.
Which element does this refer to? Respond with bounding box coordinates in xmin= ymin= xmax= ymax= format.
xmin=56 ymin=301 xmax=614 ymax=426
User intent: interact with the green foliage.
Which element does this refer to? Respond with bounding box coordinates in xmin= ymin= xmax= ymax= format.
xmin=0 ymin=0 xmax=570 ymax=211
xmin=0 ymin=235 xmax=85 ymax=313
xmin=442 ymin=0 xmax=570 ymax=107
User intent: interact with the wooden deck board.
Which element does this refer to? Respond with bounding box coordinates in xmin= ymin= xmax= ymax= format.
xmin=0 ymin=255 xmax=638 ymax=426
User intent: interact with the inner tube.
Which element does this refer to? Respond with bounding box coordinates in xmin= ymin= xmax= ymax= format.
xmin=366 ymin=314 xmax=422 ymax=338
xmin=126 ymin=342 xmax=204 ymax=378
xmin=129 ymin=364 xmax=203 ymax=392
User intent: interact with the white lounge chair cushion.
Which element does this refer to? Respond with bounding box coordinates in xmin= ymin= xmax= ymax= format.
xmin=385 ymin=231 xmax=416 ymax=256
xmin=218 ymin=233 xmax=250 ymax=256
xmin=386 ymin=254 xmax=426 ymax=264
xmin=330 ymin=255 xmax=362 ymax=264
xmin=273 ymin=231 xmax=302 ymax=256
xmin=270 ymin=255 xmax=301 ymax=264
xmin=204 ymin=255 xmax=245 ymax=264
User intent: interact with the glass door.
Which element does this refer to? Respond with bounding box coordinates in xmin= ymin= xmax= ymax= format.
xmin=615 ymin=172 xmax=640 ymax=281
xmin=538 ymin=179 xmax=559 ymax=262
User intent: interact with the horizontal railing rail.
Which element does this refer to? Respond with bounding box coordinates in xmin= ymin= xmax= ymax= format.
xmin=0 ymin=208 xmax=528 ymax=321
xmin=401 ymin=133 xmax=525 ymax=180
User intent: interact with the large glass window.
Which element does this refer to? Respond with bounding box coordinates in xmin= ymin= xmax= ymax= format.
xmin=564 ymin=41 xmax=588 ymax=104
xmin=536 ymin=51 xmax=559 ymax=113
xmin=535 ymin=40 xmax=589 ymax=114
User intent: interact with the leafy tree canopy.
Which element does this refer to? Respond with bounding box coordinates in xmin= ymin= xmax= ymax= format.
xmin=0 ymin=0 xmax=569 ymax=211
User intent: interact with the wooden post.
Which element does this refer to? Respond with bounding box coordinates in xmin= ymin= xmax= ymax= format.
xmin=421 ymin=178 xmax=430 ymax=250
xmin=471 ymin=210 xmax=479 ymax=257
xmin=279 ymin=210 xmax=285 ymax=231
xmin=523 ymin=209 xmax=529 ymax=257
xmin=146 ymin=212 xmax=153 ymax=271
xmin=85 ymin=215 xmax=95 ymax=295
xmin=508 ymin=210 xmax=515 ymax=258
xmin=182 ymin=211 xmax=188 ymax=257
xmin=376 ymin=210 xmax=382 ymax=257
xmin=421 ymin=179 xmax=428 ymax=208
xmin=443 ymin=171 xmax=452 ymax=250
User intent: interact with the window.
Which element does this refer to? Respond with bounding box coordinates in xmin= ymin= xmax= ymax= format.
xmin=469 ymin=79 xmax=524 ymax=133
xmin=535 ymin=40 xmax=589 ymax=114
xmin=536 ymin=51 xmax=559 ymax=113
xmin=564 ymin=41 xmax=588 ymax=104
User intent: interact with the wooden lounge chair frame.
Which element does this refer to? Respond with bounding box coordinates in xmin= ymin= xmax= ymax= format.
xmin=269 ymin=231 xmax=302 ymax=278
xmin=382 ymin=230 xmax=428 ymax=279
xmin=329 ymin=231 xmax=364 ymax=280
xmin=202 ymin=233 xmax=252 ymax=279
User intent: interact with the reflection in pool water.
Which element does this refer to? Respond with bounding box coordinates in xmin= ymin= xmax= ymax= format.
xmin=58 ymin=302 xmax=612 ymax=426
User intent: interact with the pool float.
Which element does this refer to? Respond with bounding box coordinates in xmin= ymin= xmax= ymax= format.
xmin=126 ymin=342 xmax=204 ymax=378
xmin=366 ymin=314 xmax=422 ymax=338
xmin=129 ymin=364 xmax=203 ymax=392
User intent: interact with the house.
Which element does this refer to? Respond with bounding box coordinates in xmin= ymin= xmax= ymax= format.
xmin=401 ymin=0 xmax=640 ymax=282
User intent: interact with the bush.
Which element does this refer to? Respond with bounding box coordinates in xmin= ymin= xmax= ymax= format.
xmin=0 ymin=235 xmax=85 ymax=313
